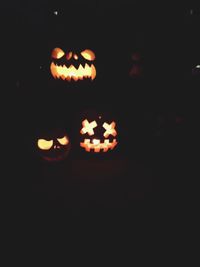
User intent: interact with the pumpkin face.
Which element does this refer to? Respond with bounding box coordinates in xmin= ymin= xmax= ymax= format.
xmin=79 ymin=111 xmax=118 ymax=153
xmin=50 ymin=47 xmax=96 ymax=81
xmin=36 ymin=129 xmax=71 ymax=162
xmin=129 ymin=51 xmax=143 ymax=78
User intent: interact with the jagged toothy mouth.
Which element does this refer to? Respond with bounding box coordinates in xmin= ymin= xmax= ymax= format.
xmin=80 ymin=138 xmax=117 ymax=152
xmin=50 ymin=62 xmax=96 ymax=81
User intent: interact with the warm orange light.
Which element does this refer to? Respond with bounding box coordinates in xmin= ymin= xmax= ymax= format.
xmin=92 ymin=139 xmax=100 ymax=145
xmin=66 ymin=52 xmax=72 ymax=60
xmin=81 ymin=49 xmax=95 ymax=61
xmin=73 ymin=54 xmax=78 ymax=60
xmin=51 ymin=48 xmax=65 ymax=59
xmin=103 ymin=122 xmax=117 ymax=138
xmin=50 ymin=48 xmax=96 ymax=81
xmin=80 ymin=120 xmax=97 ymax=136
xmin=80 ymin=139 xmax=117 ymax=152
xmin=50 ymin=62 xmax=96 ymax=81
xmin=37 ymin=139 xmax=53 ymax=150
xmin=57 ymin=136 xmax=69 ymax=145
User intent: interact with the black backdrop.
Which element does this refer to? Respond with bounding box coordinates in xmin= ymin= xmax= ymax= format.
xmin=2 ymin=1 xmax=199 ymax=211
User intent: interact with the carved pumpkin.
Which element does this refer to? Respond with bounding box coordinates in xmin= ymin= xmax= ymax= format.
xmin=50 ymin=47 xmax=96 ymax=81
xmin=129 ymin=51 xmax=143 ymax=78
xmin=79 ymin=110 xmax=118 ymax=153
xmin=192 ymin=64 xmax=200 ymax=76
xmin=36 ymin=129 xmax=71 ymax=162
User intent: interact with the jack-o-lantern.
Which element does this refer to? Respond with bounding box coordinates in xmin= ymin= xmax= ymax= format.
xmin=79 ymin=111 xmax=118 ymax=153
xmin=36 ymin=129 xmax=71 ymax=162
xmin=192 ymin=64 xmax=200 ymax=76
xmin=50 ymin=47 xmax=96 ymax=81
xmin=129 ymin=51 xmax=143 ymax=78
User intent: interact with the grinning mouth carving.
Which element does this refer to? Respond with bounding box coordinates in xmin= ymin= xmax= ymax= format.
xmin=50 ymin=62 xmax=96 ymax=81
xmin=80 ymin=138 xmax=117 ymax=152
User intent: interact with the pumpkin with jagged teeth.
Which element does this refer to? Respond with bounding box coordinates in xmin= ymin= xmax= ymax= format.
xmin=50 ymin=47 xmax=96 ymax=81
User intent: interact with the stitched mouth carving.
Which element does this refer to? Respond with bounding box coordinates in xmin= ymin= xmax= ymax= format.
xmin=80 ymin=138 xmax=117 ymax=152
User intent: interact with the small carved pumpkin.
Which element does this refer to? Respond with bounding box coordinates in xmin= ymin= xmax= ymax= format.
xmin=50 ymin=47 xmax=96 ymax=81
xmin=36 ymin=129 xmax=71 ymax=162
xmin=79 ymin=110 xmax=118 ymax=153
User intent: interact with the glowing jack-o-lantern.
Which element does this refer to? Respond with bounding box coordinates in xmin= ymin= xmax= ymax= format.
xmin=36 ymin=129 xmax=71 ymax=162
xmin=79 ymin=112 xmax=118 ymax=153
xmin=50 ymin=47 xmax=96 ymax=81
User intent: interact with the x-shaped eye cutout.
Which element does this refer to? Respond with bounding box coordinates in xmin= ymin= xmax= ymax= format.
xmin=80 ymin=119 xmax=97 ymax=136
xmin=103 ymin=122 xmax=117 ymax=138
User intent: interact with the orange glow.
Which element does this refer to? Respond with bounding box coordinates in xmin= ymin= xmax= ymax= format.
xmin=80 ymin=120 xmax=97 ymax=136
xmin=74 ymin=54 xmax=78 ymax=60
xmin=80 ymin=139 xmax=117 ymax=152
xmin=57 ymin=136 xmax=69 ymax=145
xmin=66 ymin=52 xmax=72 ymax=60
xmin=51 ymin=48 xmax=65 ymax=59
xmin=103 ymin=122 xmax=117 ymax=138
xmin=81 ymin=49 xmax=95 ymax=61
xmin=92 ymin=139 xmax=100 ymax=145
xmin=50 ymin=62 xmax=96 ymax=81
xmin=37 ymin=139 xmax=53 ymax=150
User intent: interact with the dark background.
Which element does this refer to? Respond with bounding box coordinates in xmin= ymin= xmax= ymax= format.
xmin=2 ymin=1 xmax=199 ymax=212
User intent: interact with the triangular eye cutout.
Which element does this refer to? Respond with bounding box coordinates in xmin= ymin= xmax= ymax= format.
xmin=81 ymin=49 xmax=95 ymax=61
xmin=103 ymin=122 xmax=117 ymax=138
xmin=80 ymin=120 xmax=97 ymax=136
xmin=51 ymin=47 xmax=65 ymax=59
